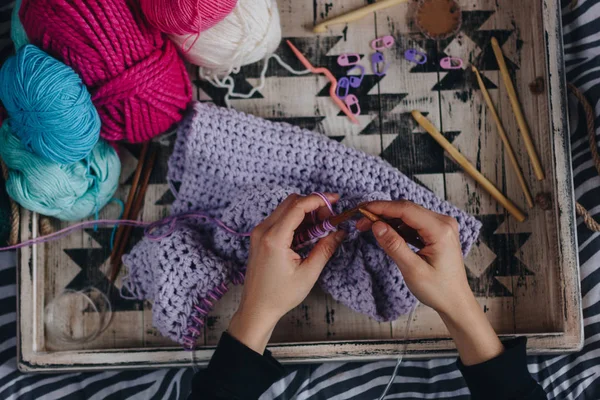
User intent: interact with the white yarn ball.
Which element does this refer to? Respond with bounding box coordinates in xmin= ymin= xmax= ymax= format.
xmin=171 ymin=0 xmax=282 ymax=75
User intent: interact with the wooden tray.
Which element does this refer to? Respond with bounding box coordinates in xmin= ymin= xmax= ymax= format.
xmin=17 ymin=0 xmax=582 ymax=371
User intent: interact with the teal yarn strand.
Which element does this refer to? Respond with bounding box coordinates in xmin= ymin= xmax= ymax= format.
xmin=0 ymin=45 xmax=100 ymax=164
xmin=11 ymin=0 xmax=29 ymax=50
xmin=0 ymin=123 xmax=120 ymax=221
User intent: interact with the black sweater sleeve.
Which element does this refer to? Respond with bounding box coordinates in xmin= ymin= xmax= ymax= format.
xmin=458 ymin=337 xmax=547 ymax=399
xmin=189 ymin=332 xmax=285 ymax=400
xmin=190 ymin=334 xmax=546 ymax=400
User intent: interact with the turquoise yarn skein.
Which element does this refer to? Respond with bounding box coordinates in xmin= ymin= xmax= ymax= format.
xmin=0 ymin=123 xmax=120 ymax=221
xmin=0 ymin=45 xmax=100 ymax=164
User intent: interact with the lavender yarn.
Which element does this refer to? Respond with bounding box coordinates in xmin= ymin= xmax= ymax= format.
xmin=123 ymin=103 xmax=482 ymax=346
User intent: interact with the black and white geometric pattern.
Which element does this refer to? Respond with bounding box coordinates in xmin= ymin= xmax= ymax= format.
xmin=1 ymin=0 xmax=600 ymax=399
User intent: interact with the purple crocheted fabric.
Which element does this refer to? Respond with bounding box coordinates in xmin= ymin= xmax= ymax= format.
xmin=122 ymin=102 xmax=482 ymax=346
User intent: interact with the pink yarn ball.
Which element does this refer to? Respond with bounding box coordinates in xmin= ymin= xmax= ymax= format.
xmin=139 ymin=0 xmax=238 ymax=35
xmin=21 ymin=0 xmax=192 ymax=143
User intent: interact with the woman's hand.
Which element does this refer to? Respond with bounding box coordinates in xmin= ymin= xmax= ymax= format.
xmin=357 ymin=200 xmax=470 ymax=315
xmin=228 ymin=193 xmax=346 ymax=354
xmin=358 ymin=201 xmax=504 ymax=366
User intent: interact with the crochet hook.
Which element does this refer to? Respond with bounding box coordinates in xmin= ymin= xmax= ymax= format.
xmin=358 ymin=208 xmax=425 ymax=250
xmin=286 ymin=40 xmax=360 ymax=125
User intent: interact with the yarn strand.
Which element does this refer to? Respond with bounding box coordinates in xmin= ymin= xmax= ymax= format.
xmin=0 ymin=212 xmax=252 ymax=252
xmin=200 ymin=53 xmax=309 ymax=108
xmin=568 ymin=83 xmax=600 ymax=232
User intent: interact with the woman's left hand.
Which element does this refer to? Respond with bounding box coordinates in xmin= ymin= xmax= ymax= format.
xmin=228 ymin=193 xmax=346 ymax=353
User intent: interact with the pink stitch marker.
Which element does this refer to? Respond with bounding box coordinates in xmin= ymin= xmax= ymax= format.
xmin=337 ymin=53 xmax=361 ymax=66
xmin=345 ymin=95 xmax=361 ymax=116
xmin=371 ymin=35 xmax=395 ymax=50
xmin=440 ymin=56 xmax=463 ymax=69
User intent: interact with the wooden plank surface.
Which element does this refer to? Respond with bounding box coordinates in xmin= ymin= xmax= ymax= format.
xmin=17 ymin=0 xmax=582 ymax=370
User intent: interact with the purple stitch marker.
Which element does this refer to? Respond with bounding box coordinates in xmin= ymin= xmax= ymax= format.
xmin=347 ymin=65 xmax=365 ymax=88
xmin=336 ymin=77 xmax=351 ymax=100
xmin=404 ymin=49 xmax=427 ymax=65
xmin=371 ymin=52 xmax=389 ymax=76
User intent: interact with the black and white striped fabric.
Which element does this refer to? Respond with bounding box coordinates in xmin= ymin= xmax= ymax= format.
xmin=1 ymin=0 xmax=600 ymax=398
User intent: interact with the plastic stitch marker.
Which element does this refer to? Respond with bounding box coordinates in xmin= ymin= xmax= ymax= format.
xmin=337 ymin=53 xmax=361 ymax=67
xmin=371 ymin=35 xmax=395 ymax=50
xmin=371 ymin=52 xmax=389 ymax=76
xmin=336 ymin=77 xmax=351 ymax=99
xmin=347 ymin=65 xmax=365 ymax=88
xmin=345 ymin=95 xmax=361 ymax=116
xmin=440 ymin=56 xmax=463 ymax=69
xmin=404 ymin=49 xmax=427 ymax=65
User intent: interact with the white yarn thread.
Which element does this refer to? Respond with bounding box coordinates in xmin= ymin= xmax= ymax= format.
xmin=172 ymin=0 xmax=282 ymax=76
xmin=201 ymin=54 xmax=310 ymax=108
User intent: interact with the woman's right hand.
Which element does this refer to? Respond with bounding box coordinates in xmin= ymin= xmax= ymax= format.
xmin=357 ymin=200 xmax=472 ymax=316
xmin=357 ymin=200 xmax=505 ymax=366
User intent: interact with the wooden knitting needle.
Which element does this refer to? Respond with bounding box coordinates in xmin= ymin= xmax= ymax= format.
xmin=472 ymin=66 xmax=534 ymax=208
xmin=411 ymin=111 xmax=526 ymax=222
xmin=109 ymin=145 xmax=158 ymax=286
xmin=328 ymin=206 xmax=360 ymax=226
xmin=358 ymin=207 xmax=424 ymax=249
xmin=109 ymin=142 xmax=150 ymax=266
xmin=313 ymin=0 xmax=409 ymax=33
xmin=490 ymin=37 xmax=544 ymax=181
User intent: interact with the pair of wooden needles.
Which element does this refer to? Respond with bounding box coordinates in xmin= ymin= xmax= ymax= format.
xmin=107 ymin=142 xmax=158 ymax=289
xmin=413 ymin=38 xmax=544 ymax=223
